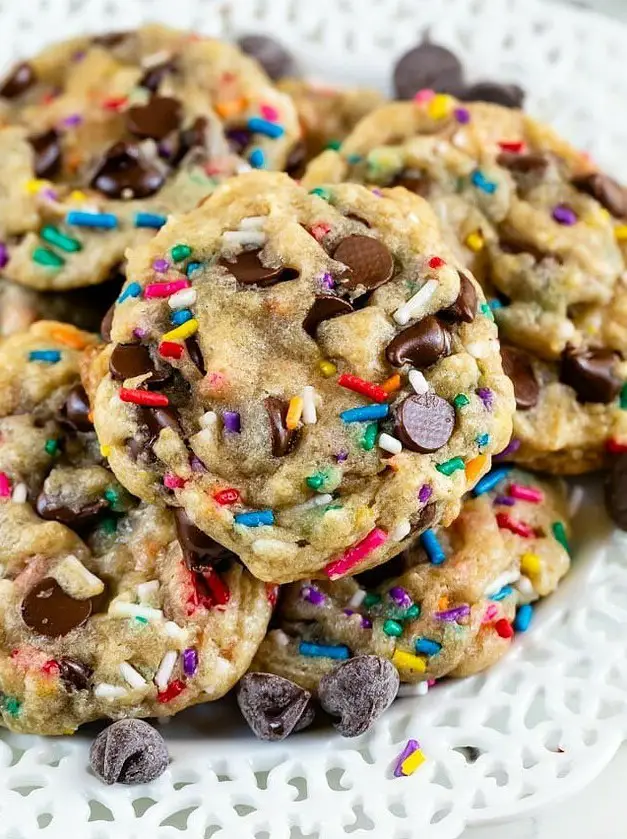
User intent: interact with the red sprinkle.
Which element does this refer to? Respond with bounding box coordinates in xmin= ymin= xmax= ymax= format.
xmin=337 ymin=373 xmax=388 ymax=403
xmin=310 ymin=222 xmax=331 ymax=242
xmin=102 ymin=95 xmax=128 ymax=111
xmin=607 ymin=438 xmax=627 ymax=453
xmin=119 ymin=388 xmax=169 ymax=407
xmin=494 ymin=619 xmax=514 ymax=639
xmin=159 ymin=341 xmax=184 ymax=360
xmin=266 ymin=583 xmax=279 ymax=607
xmin=41 ymin=660 xmax=59 ymax=675
xmin=214 ymin=487 xmax=240 ymax=505
xmin=41 ymin=92 xmax=58 ymax=105
xmin=200 ymin=568 xmax=230 ymax=606
xmin=428 ymin=256 xmax=446 ymax=269
xmin=164 ymin=473 xmax=185 ymax=490
xmin=498 ymin=141 xmax=525 ymax=153
xmin=496 ymin=512 xmax=535 ymax=538
xmin=157 ymin=678 xmax=186 ymax=704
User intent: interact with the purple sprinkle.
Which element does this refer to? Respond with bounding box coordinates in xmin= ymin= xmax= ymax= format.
xmin=40 ymin=188 xmax=58 ymax=202
xmin=190 ymin=455 xmax=206 ymax=473
xmin=394 ymin=739 xmax=420 ymax=777
xmin=343 ymin=608 xmax=355 ymax=617
xmin=454 ymin=107 xmax=471 ymax=124
xmin=0 ymin=243 xmax=8 ymax=268
xmin=132 ymin=327 xmax=147 ymax=339
xmin=494 ymin=495 xmax=515 ymax=506
xmin=158 ymin=140 xmax=175 ymax=159
xmin=434 ymin=604 xmax=471 ymax=622
xmin=389 ymin=586 xmax=412 ymax=609
xmin=552 ymin=204 xmax=578 ymax=226
xmin=72 ymin=50 xmax=86 ymax=62
xmin=302 ymin=584 xmax=325 ymax=605
xmin=335 ymin=450 xmax=349 ymax=463
xmin=153 ymin=258 xmax=170 ymax=273
xmin=494 ymin=437 xmax=521 ymax=461
xmin=182 ymin=648 xmax=198 ymax=677
xmin=61 ymin=113 xmax=83 ymax=127
xmin=476 ymin=387 xmax=494 ymax=410
xmin=418 ymin=484 xmax=432 ymax=503
xmin=223 ymin=411 xmax=241 ymax=433
xmin=361 ymin=616 xmax=373 ymax=629
xmin=319 ymin=272 xmax=335 ymax=289
xmin=371 ymin=188 xmax=383 ymax=197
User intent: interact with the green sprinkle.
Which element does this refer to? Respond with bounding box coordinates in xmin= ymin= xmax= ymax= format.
xmin=361 ymin=422 xmax=378 ymax=451
xmin=100 ymin=517 xmax=117 ymax=535
xmin=4 ymin=697 xmax=21 ymax=717
xmin=363 ymin=593 xmax=381 ymax=609
xmin=171 ymin=243 xmax=192 ymax=262
xmin=104 ymin=487 xmax=119 ymax=507
xmin=324 ymin=504 xmax=343 ymax=512
xmin=479 ymin=302 xmax=494 ymax=320
xmin=436 ymin=456 xmax=465 ymax=477
xmin=306 ymin=473 xmax=325 ymax=491
xmin=135 ymin=616 xmax=149 ymax=625
xmin=383 ymin=619 xmax=403 ymax=637
xmin=405 ymin=604 xmax=420 ymax=621
xmin=44 ymin=439 xmax=59 ymax=456
xmin=620 ymin=383 xmax=627 ymax=409
xmin=32 ymin=246 xmax=64 ymax=268
xmin=309 ymin=187 xmax=332 ymax=201
xmin=326 ymin=139 xmax=342 ymax=151
xmin=453 ymin=394 xmax=470 ymax=409
xmin=551 ymin=521 xmax=571 ymax=556
xmin=347 ymin=153 xmax=363 ymax=165
xmin=40 ymin=224 xmax=82 ymax=253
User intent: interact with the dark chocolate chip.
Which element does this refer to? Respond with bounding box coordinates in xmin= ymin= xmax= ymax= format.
xmin=393 ymin=42 xmax=464 ymax=100
xmin=605 ymin=454 xmax=627 ymax=531
xmin=219 ymin=249 xmax=299 ymax=287
xmin=90 ymin=719 xmax=169 ymax=785
xmin=126 ymin=437 xmax=144 ymax=461
xmin=461 ymin=82 xmax=525 ymax=109
xmin=497 ymin=152 xmax=548 ymax=177
xmin=139 ymin=59 xmax=177 ymax=93
xmin=390 ymin=169 xmax=431 ymax=196
xmin=237 ymin=35 xmax=295 ymax=80
xmin=560 ymin=346 xmax=621 ymax=404
xmin=572 ymin=172 xmax=627 ymax=218
xmin=225 ymin=127 xmax=252 ymax=155
xmin=126 ymin=96 xmax=182 ymax=141
xmin=28 ymin=129 xmax=62 ymax=179
xmin=36 ymin=491 xmax=108 ymax=525
xmin=386 ymin=316 xmax=452 ymax=369
xmin=265 ymin=396 xmax=298 ymax=457
xmin=318 ymin=655 xmax=399 ymax=737
xmin=21 ymin=577 xmax=92 ymax=638
xmin=109 ymin=343 xmax=170 ymax=387
xmin=100 ymin=304 xmax=115 ymax=342
xmin=0 ymin=61 xmax=36 ymax=98
xmin=410 ymin=500 xmax=437 ymax=535
xmin=58 ymin=657 xmax=93 ymax=691
xmin=303 ymin=294 xmax=354 ymax=337
xmin=91 ymin=31 xmax=130 ymax=48
xmin=394 ymin=393 xmax=455 ymax=453
xmin=58 ymin=385 xmax=93 ymax=432
xmin=237 ymin=672 xmax=314 ymax=741
xmin=171 ymin=116 xmax=209 ymax=165
xmin=439 ymin=272 xmax=477 ymax=323
xmin=333 ymin=235 xmax=394 ymax=293
xmin=90 ymin=141 xmax=165 ymax=200
xmin=141 ymin=405 xmax=181 ymax=442
xmin=174 ymin=508 xmax=236 ymax=569
xmin=500 ymin=345 xmax=539 ymax=410
xmin=285 ymin=140 xmax=307 ymax=179
xmin=185 ymin=335 xmax=206 ymax=376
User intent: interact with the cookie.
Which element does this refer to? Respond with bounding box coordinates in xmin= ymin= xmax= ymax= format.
xmin=0 ymin=25 xmax=301 ymax=291
xmin=93 ymin=170 xmax=514 ymax=583
xmin=252 ymin=468 xmax=571 ymax=692
xmin=303 ymin=98 xmax=627 ymax=473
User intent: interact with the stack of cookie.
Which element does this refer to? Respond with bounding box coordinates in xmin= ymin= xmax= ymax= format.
xmin=0 ymin=26 xmax=612 ymax=764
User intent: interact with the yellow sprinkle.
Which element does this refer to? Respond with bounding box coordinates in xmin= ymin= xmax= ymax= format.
xmin=381 ymin=374 xmax=401 ymax=394
xmin=598 ymin=208 xmax=611 ymax=222
xmin=615 ymin=225 xmax=627 ymax=241
xmin=286 ymin=396 xmax=304 ymax=430
xmin=319 ymin=360 xmax=337 ymax=377
xmin=401 ymin=748 xmax=426 ymax=776
xmin=427 ymin=93 xmax=453 ymax=120
xmin=69 ymin=190 xmax=87 ymax=203
xmin=162 ymin=319 xmax=199 ymax=342
xmin=392 ymin=649 xmax=426 ymax=673
xmin=25 ymin=178 xmax=50 ymax=194
xmin=521 ymin=552 xmax=541 ymax=577
xmin=465 ymin=230 xmax=485 ymax=253
xmin=100 ymin=445 xmax=111 ymax=457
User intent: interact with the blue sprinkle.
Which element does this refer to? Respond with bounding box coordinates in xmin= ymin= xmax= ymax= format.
xmin=514 ymin=604 xmax=533 ymax=633
xmin=488 ymin=299 xmax=504 ymax=311
xmin=340 ymin=404 xmax=389 ymax=423
xmin=170 ymin=309 xmax=193 ymax=326
xmin=347 ymin=153 xmax=363 ymax=164
xmin=247 ymin=117 xmax=285 ymax=139
xmin=28 ymin=349 xmax=61 ymax=363
xmin=249 ymin=147 xmax=266 ymax=169
xmin=415 ymin=638 xmax=442 ymax=656
xmin=472 ymin=466 xmax=512 ymax=497
xmin=234 ymin=510 xmax=274 ymax=527
xmin=118 ymin=282 xmax=142 ymax=303
xmin=299 ymin=641 xmax=350 ymax=660
xmin=66 ymin=211 xmax=118 ymax=229
xmin=135 ymin=212 xmax=167 ymax=229
xmin=420 ymin=529 xmax=446 ymax=565
xmin=186 ymin=261 xmax=203 ymax=277
xmin=490 ymin=585 xmax=513 ymax=602
xmin=475 ymin=433 xmax=490 ymax=448
xmin=470 ymin=169 xmax=497 ymax=195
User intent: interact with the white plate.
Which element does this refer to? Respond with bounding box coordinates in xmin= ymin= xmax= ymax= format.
xmin=2 ymin=2 xmax=627 ymax=838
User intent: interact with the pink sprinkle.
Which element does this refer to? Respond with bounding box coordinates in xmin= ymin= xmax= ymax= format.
xmin=260 ymin=103 xmax=279 ymax=121
xmin=310 ymin=222 xmax=331 ymax=242
xmin=496 ymin=512 xmax=535 ymax=538
xmin=324 ymin=528 xmax=388 ymax=580
xmin=153 ymin=258 xmax=170 ymax=273
xmin=133 ymin=327 xmax=147 ymax=339
xmin=508 ymin=483 xmax=544 ymax=504
xmin=483 ymin=603 xmax=499 ymax=623
xmin=414 ymin=88 xmax=435 ymax=103
xmin=144 ymin=279 xmax=190 ymax=299
xmin=0 ymin=472 xmax=11 ymax=497
xmin=164 ymin=473 xmax=185 ymax=490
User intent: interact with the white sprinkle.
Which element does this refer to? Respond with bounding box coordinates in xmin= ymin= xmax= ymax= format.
xmin=569 ymin=485 xmax=585 ymax=517
xmin=11 ymin=483 xmax=27 ymax=503
xmin=409 ymin=369 xmax=429 ymax=395
xmin=289 ymin=494 xmax=333 ymax=514
xmin=164 ymin=621 xmax=187 ymax=643
xmin=168 ymin=288 xmax=197 ymax=309
xmin=466 ymin=341 xmax=491 ymax=359
xmin=109 ymin=601 xmax=163 ymax=621
xmin=121 ymin=187 xmax=134 ymax=200
xmin=389 ymin=520 xmax=411 ymax=542
xmin=398 ymin=681 xmax=429 ymax=698
xmin=484 ymin=568 xmax=520 ymax=597
xmin=348 ymin=589 xmax=366 ymax=608
xmin=200 ymin=411 xmax=218 ymax=429
xmin=222 ymin=230 xmax=267 ymax=247
xmin=137 ymin=580 xmax=159 ymax=603
xmin=272 ymin=629 xmax=290 ymax=647
xmin=379 ymin=432 xmax=402 ymax=455
xmin=154 ymin=650 xmax=178 ymax=691
xmin=393 ymin=279 xmax=438 ymax=325
xmin=142 ymin=49 xmax=172 ymax=68
xmin=119 ymin=662 xmax=147 ymax=690
xmin=94 ymin=683 xmax=127 ymax=700
xmin=56 ymin=555 xmax=104 ymax=596
xmin=239 ymin=216 xmax=266 ymax=229
xmin=251 ymin=538 xmax=297 ymax=557
xmin=515 ymin=575 xmax=536 ymax=604
xmin=302 ymin=386 xmax=317 ymax=424
xmin=235 ymin=160 xmax=252 ymax=174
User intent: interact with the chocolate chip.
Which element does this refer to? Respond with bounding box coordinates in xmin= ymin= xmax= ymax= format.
xmin=58 ymin=385 xmax=93 ymax=432
xmin=141 ymin=405 xmax=181 ymax=442
xmin=285 ymin=140 xmax=307 ymax=179
xmin=36 ymin=491 xmax=108 ymax=525
xmin=90 ymin=141 xmax=165 ymax=199
xmin=265 ymin=396 xmax=298 ymax=457
xmin=28 ymin=129 xmax=62 ymax=179
xmin=219 ymin=249 xmax=299 ymax=287
xmin=605 ymin=454 xmax=627 ymax=530
xmin=185 ymin=335 xmax=206 ymax=375
xmin=390 ymin=169 xmax=431 ymax=196
xmin=237 ymin=35 xmax=295 ymax=80
xmin=91 ymin=31 xmax=130 ymax=48
xmin=439 ymin=272 xmax=477 ymax=323
xmin=172 ymin=116 xmax=209 ymax=165
xmin=303 ymin=294 xmax=354 ymax=337
xmin=500 ymin=345 xmax=539 ymax=410
xmin=237 ymin=672 xmax=314 ymax=741
xmin=0 ymin=61 xmax=36 ymax=98
xmin=126 ymin=96 xmax=182 ymax=141
xmin=461 ymin=82 xmax=525 ymax=109
xmin=225 ymin=127 xmax=252 ymax=155
xmin=58 ymin=657 xmax=93 ymax=691
xmin=109 ymin=343 xmax=170 ymax=387
xmin=497 ymin=152 xmax=548 ymax=177
xmin=386 ymin=316 xmax=452 ymax=369
xmin=410 ymin=500 xmax=437 ymax=535
xmin=394 ymin=393 xmax=455 ymax=453
xmin=126 ymin=437 xmax=143 ymax=461
xmin=572 ymin=172 xmax=627 ymax=218
xmin=139 ymin=59 xmax=177 ymax=93
xmin=90 ymin=719 xmax=169 ymax=785
xmin=21 ymin=578 xmax=92 ymax=638
xmin=174 ymin=508 xmax=235 ymax=569
xmin=333 ymin=235 xmax=394 ymax=293
xmin=560 ymin=346 xmax=621 ymax=404
xmin=318 ymin=655 xmax=399 ymax=737
xmin=100 ymin=304 xmax=115 ymax=342
xmin=393 ymin=43 xmax=464 ymax=100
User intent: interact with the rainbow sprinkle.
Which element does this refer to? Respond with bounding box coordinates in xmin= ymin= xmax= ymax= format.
xmin=66 ymin=211 xmax=118 ymax=229
xmin=420 ymin=529 xmax=445 ymax=565
xmin=325 ymin=528 xmax=388 ymax=580
xmin=299 ymin=641 xmax=350 ymax=660
xmin=340 ymin=404 xmax=389 ymax=423
xmin=29 ymin=350 xmax=61 ymax=363
xmin=234 ymin=510 xmax=274 ymax=527
xmin=394 ymin=739 xmax=426 ymax=777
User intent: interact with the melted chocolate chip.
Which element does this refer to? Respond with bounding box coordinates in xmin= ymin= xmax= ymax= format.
xmin=333 ymin=235 xmax=394 ymax=293
xmin=126 ymin=96 xmax=182 ymax=141
xmin=36 ymin=492 xmax=108 ymax=525
xmin=265 ymin=396 xmax=298 ymax=457
xmin=285 ymin=140 xmax=307 ymax=179
xmin=58 ymin=385 xmax=93 ymax=432
xmin=171 ymin=116 xmax=208 ymax=165
xmin=393 ymin=43 xmax=464 ymax=100
xmin=226 ymin=126 xmax=252 ymax=155
xmin=0 ymin=61 xmax=36 ymax=98
xmin=141 ymin=405 xmax=181 ymax=442
xmin=90 ymin=141 xmax=165 ymax=199
xmin=90 ymin=719 xmax=169 ymax=785
xmin=100 ymin=304 xmax=115 ymax=342
xmin=394 ymin=393 xmax=455 ymax=453
xmin=497 ymin=152 xmax=548 ymax=176
xmin=237 ymin=34 xmax=295 ymax=81
xmin=303 ymin=294 xmax=354 ymax=337
xmin=91 ymin=31 xmax=130 ymax=48
xmin=109 ymin=343 xmax=170 ymax=387
xmin=174 ymin=508 xmax=236 ymax=568
xmin=572 ymin=172 xmax=627 ymax=218
xmin=461 ymin=82 xmax=525 ymax=109
xmin=560 ymin=346 xmax=621 ymax=404
xmin=28 ymin=129 xmax=62 ymax=179
xmin=390 ymin=169 xmax=431 ymax=196
xmin=58 ymin=657 xmax=93 ymax=691
xmin=21 ymin=578 xmax=91 ymax=638
xmin=219 ymin=249 xmax=299 ymax=287
xmin=500 ymin=345 xmax=539 ymax=410
xmin=185 ymin=335 xmax=206 ymax=375
xmin=439 ymin=272 xmax=477 ymax=323
xmin=386 ymin=316 xmax=452 ymax=368
xmin=126 ymin=437 xmax=144 ymax=462
xmin=410 ymin=501 xmax=437 ymax=535
xmin=139 ymin=59 xmax=177 ymax=93
xmin=606 ymin=454 xmax=627 ymax=531
xmin=237 ymin=672 xmax=314 ymax=741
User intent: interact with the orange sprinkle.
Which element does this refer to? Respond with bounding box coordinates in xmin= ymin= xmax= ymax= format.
xmin=465 ymin=454 xmax=487 ymax=484
xmin=66 ymin=152 xmax=83 ymax=172
xmin=215 ymin=98 xmax=247 ymax=119
xmin=87 ymin=411 xmax=94 ymax=423
xmin=381 ymin=374 xmax=401 ymax=394
xmin=50 ymin=325 xmax=89 ymax=349
xmin=438 ymin=595 xmax=449 ymax=611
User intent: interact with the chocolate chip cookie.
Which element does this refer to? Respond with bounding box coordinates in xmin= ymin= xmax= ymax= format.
xmin=303 ymin=98 xmax=627 ymax=473
xmin=93 ymin=170 xmax=514 ymax=583
xmin=0 ymin=25 xmax=301 ymax=291
xmin=252 ymin=467 xmax=571 ymax=692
